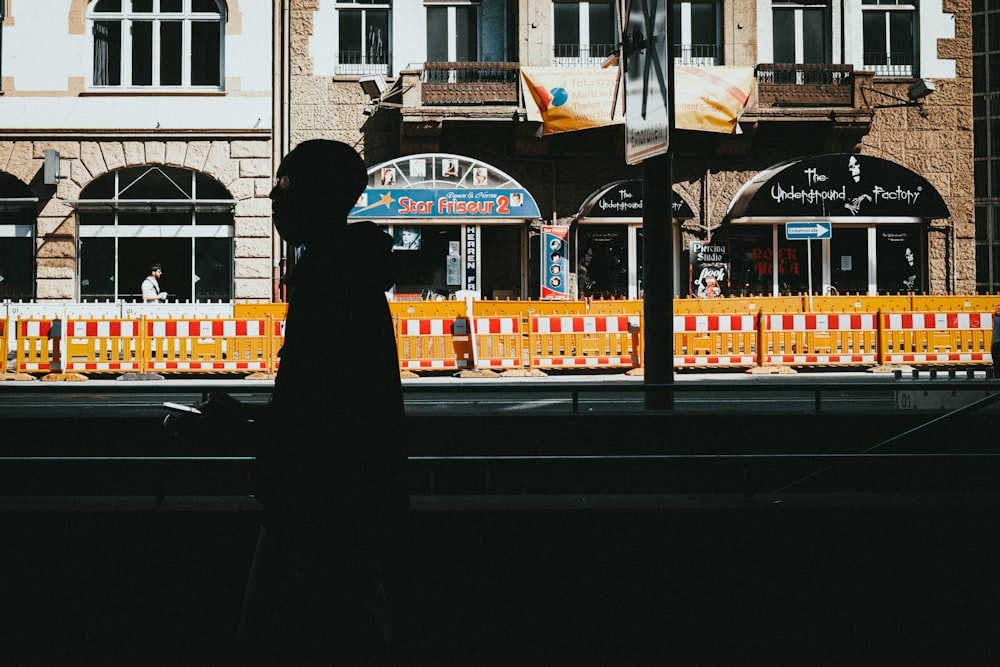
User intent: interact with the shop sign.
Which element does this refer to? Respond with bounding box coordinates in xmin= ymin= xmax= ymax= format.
xmin=541 ymin=226 xmax=570 ymax=300
xmin=465 ymin=226 xmax=477 ymax=291
xmin=688 ymin=241 xmax=729 ymax=298
xmin=727 ymin=154 xmax=951 ymax=220
xmin=351 ymin=188 xmax=540 ymax=219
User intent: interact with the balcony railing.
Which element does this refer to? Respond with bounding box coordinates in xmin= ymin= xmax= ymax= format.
xmin=552 ymin=43 xmax=722 ymax=68
xmin=336 ymin=51 xmax=391 ymax=76
xmin=553 ymin=43 xmax=617 ymax=67
xmin=756 ymin=63 xmax=855 ymax=107
xmin=674 ymin=43 xmax=721 ymax=67
xmin=863 ymin=51 xmax=915 ymax=78
xmin=421 ymin=62 xmax=520 ymax=106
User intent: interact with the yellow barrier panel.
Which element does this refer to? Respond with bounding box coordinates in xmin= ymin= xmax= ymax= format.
xmin=762 ymin=313 xmax=879 ymax=367
xmin=910 ymin=295 xmax=1000 ymax=312
xmin=880 ymin=312 xmax=993 ymax=366
xmin=586 ymin=299 xmax=643 ymax=316
xmin=235 ymin=302 xmax=288 ymax=320
xmin=675 ymin=295 xmax=800 ymax=314
xmin=65 ymin=318 xmax=144 ymax=374
xmin=673 ymin=314 xmax=757 ymax=368
xmin=390 ymin=301 xmax=467 ymax=319
xmin=145 ymin=318 xmax=274 ymax=373
xmin=528 ymin=315 xmax=640 ymax=370
xmin=807 ymin=295 xmax=910 ymax=313
xmin=472 ymin=317 xmax=525 ymax=370
xmin=396 ymin=316 xmax=474 ymax=372
xmin=15 ymin=318 xmax=57 ymax=374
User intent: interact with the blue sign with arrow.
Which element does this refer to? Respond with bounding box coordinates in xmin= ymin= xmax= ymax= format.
xmin=785 ymin=221 xmax=832 ymax=240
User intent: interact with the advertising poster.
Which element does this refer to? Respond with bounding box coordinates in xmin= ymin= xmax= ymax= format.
xmin=689 ymin=240 xmax=729 ymax=298
xmin=541 ymin=226 xmax=569 ymax=300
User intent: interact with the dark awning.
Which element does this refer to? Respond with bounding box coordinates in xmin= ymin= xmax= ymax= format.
xmin=576 ymin=180 xmax=696 ymax=222
xmin=724 ymin=153 xmax=950 ymax=223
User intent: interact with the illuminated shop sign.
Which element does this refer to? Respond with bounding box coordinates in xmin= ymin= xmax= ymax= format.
xmin=351 ymin=188 xmax=541 ymax=219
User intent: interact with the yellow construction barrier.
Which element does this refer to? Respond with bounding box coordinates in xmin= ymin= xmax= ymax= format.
xmin=761 ymin=313 xmax=880 ymax=367
xmin=472 ymin=316 xmax=525 ymax=371
xmin=390 ymin=301 xmax=467 ymax=319
xmin=65 ymin=318 xmax=144 ymax=374
xmin=673 ymin=313 xmax=758 ymax=369
xmin=144 ymin=318 xmax=276 ymax=374
xmin=806 ymin=295 xmax=910 ymax=313
xmin=910 ymin=295 xmax=1000 ymax=312
xmin=15 ymin=318 xmax=58 ymax=373
xmin=880 ymin=312 xmax=993 ymax=366
xmin=528 ymin=315 xmax=640 ymax=371
xmin=396 ymin=316 xmax=474 ymax=372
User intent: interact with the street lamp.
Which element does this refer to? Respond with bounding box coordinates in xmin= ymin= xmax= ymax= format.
xmin=862 ymin=79 xmax=935 ymax=118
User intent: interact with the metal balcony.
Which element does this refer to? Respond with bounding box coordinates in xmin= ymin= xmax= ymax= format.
xmin=420 ymin=62 xmax=520 ymax=106
xmin=755 ymin=63 xmax=857 ymax=107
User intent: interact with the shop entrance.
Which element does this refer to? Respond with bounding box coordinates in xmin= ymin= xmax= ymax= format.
xmin=829 ymin=227 xmax=870 ymax=295
xmin=481 ymin=225 xmax=522 ymax=299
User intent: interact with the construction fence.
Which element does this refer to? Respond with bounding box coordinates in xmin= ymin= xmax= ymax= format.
xmin=2 ymin=296 xmax=998 ymax=380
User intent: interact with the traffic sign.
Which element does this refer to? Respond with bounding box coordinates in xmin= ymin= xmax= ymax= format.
xmin=622 ymin=0 xmax=670 ymax=164
xmin=785 ymin=221 xmax=832 ymax=240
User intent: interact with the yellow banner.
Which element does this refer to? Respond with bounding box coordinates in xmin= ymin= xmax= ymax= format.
xmin=674 ymin=66 xmax=755 ymax=134
xmin=520 ymin=66 xmax=755 ymax=136
xmin=520 ymin=67 xmax=624 ymax=135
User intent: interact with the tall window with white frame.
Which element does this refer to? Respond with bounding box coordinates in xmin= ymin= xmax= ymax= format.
xmin=427 ymin=4 xmax=480 ymax=62
xmin=771 ymin=0 xmax=831 ymax=65
xmin=77 ymin=167 xmax=234 ymax=302
xmin=552 ymin=0 xmax=616 ymax=67
xmin=89 ymin=0 xmax=224 ymax=89
xmin=671 ymin=1 xmax=722 ymax=66
xmin=337 ymin=0 xmax=390 ymax=75
xmin=862 ymin=0 xmax=917 ymax=77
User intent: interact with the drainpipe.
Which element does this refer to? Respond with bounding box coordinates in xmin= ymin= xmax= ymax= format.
xmin=272 ymin=0 xmax=291 ymax=302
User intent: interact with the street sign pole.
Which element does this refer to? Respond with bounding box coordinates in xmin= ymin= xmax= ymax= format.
xmin=643 ymin=151 xmax=673 ymax=410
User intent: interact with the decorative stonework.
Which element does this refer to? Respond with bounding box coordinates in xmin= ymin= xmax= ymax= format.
xmin=1 ymin=138 xmax=273 ymax=301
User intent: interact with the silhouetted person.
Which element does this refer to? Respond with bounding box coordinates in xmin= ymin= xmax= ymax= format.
xmin=237 ymin=140 xmax=405 ymax=665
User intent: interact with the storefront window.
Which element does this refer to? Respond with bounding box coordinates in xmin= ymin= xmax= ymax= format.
xmin=829 ymin=227 xmax=869 ymax=295
xmin=577 ymin=225 xmax=628 ymax=299
xmin=0 ymin=236 xmax=34 ymax=300
xmin=392 ymin=224 xmax=461 ymax=299
xmin=725 ymin=226 xmax=822 ymax=296
xmin=77 ymin=166 xmax=235 ymax=302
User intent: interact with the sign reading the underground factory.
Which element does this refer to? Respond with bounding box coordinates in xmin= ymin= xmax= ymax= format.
xmin=727 ymin=154 xmax=950 ymax=221
xmin=351 ymin=188 xmax=541 ymax=219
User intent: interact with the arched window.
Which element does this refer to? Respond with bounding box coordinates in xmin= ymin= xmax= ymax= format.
xmin=90 ymin=0 xmax=224 ymax=89
xmin=0 ymin=173 xmax=37 ymax=301
xmin=72 ymin=166 xmax=236 ymax=302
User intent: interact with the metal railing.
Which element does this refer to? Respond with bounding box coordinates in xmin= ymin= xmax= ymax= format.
xmin=863 ymin=51 xmax=915 ymax=78
xmin=553 ymin=43 xmax=617 ymax=67
xmin=755 ymin=63 xmax=855 ymax=107
xmin=421 ymin=62 xmax=520 ymax=105
xmin=336 ymin=50 xmax=392 ymax=76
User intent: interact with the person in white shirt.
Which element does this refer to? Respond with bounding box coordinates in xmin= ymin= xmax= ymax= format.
xmin=141 ymin=264 xmax=167 ymax=302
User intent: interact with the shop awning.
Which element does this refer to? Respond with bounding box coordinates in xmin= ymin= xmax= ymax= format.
xmin=724 ymin=153 xmax=950 ymax=223
xmin=576 ymin=180 xmax=695 ymax=222
xmin=352 ymin=153 xmax=542 ymax=221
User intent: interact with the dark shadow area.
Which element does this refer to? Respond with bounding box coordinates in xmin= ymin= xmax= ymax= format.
xmin=1 ymin=501 xmax=998 ymax=666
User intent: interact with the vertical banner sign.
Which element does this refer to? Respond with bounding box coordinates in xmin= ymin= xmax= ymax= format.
xmin=541 ymin=226 xmax=570 ymax=300
xmin=465 ymin=225 xmax=478 ymax=292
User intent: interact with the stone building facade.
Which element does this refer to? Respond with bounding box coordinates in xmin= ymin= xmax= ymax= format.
xmin=283 ymin=0 xmax=973 ymax=298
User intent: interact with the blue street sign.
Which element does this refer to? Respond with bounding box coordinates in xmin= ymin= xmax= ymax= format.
xmin=785 ymin=221 xmax=832 ymax=240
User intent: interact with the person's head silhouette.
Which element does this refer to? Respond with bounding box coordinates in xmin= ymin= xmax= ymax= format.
xmin=270 ymin=140 xmax=368 ymax=247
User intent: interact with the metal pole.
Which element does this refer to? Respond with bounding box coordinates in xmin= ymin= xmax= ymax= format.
xmin=643 ymin=152 xmax=674 ymax=410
